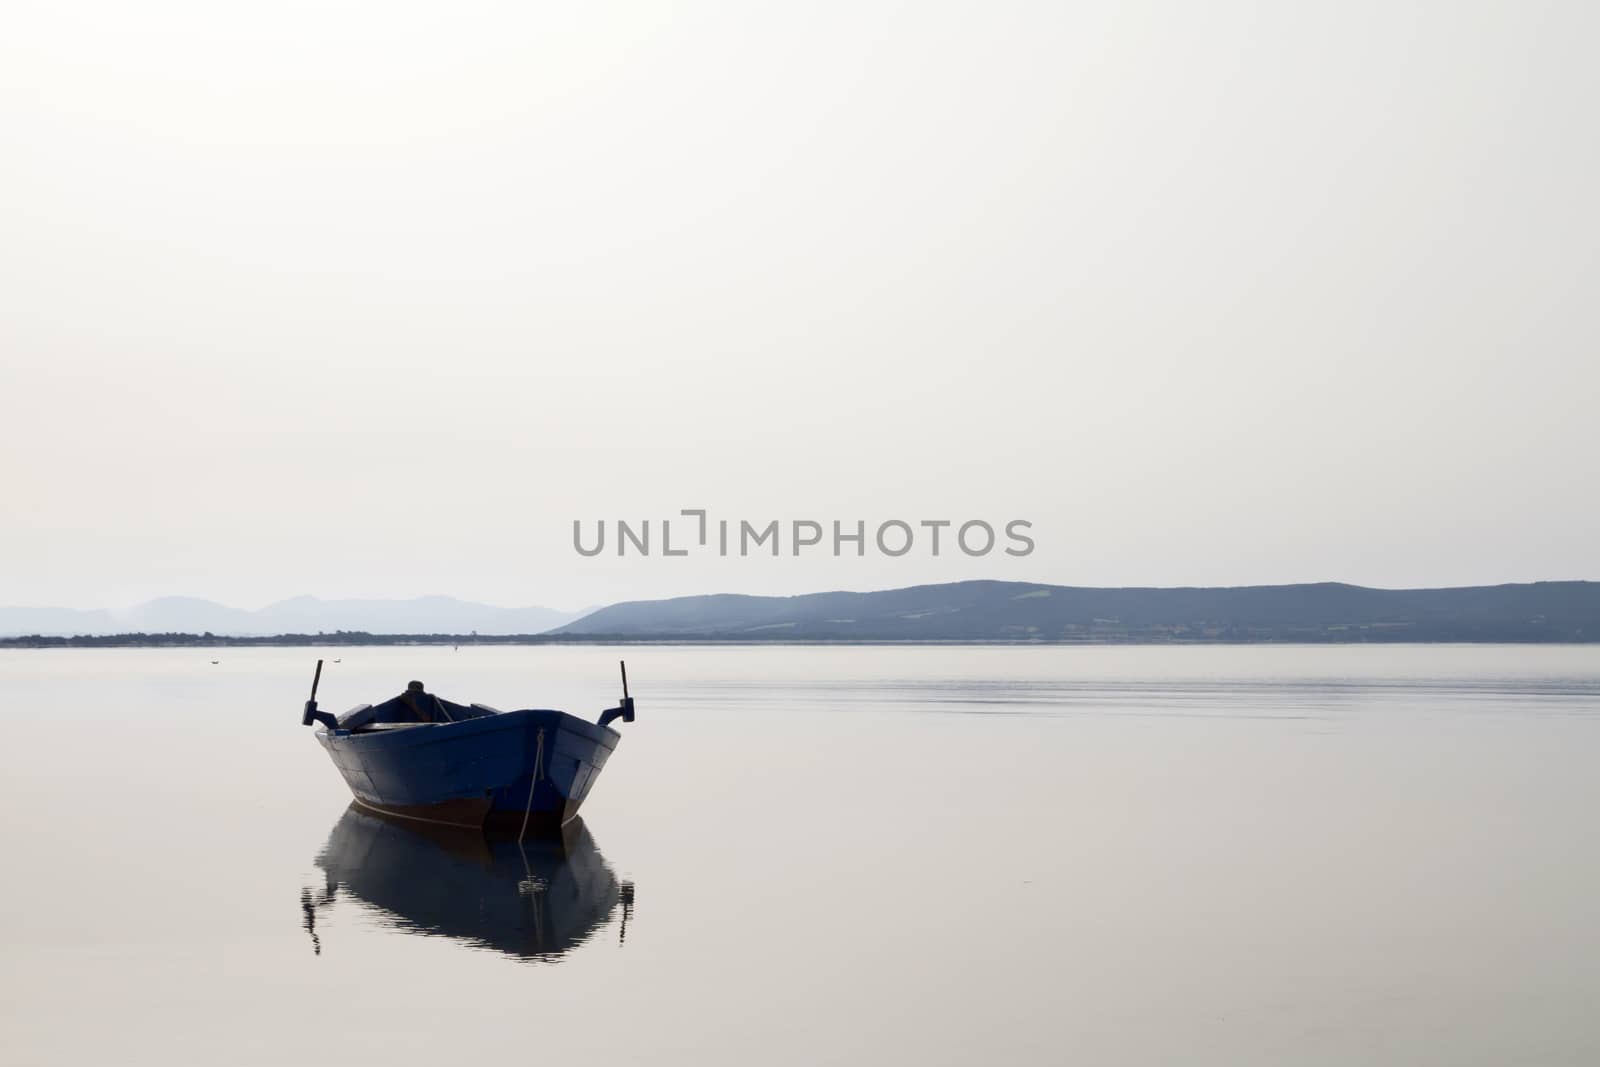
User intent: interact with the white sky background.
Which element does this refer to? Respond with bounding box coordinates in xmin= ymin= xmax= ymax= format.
xmin=1 ymin=1 xmax=1595 ymax=611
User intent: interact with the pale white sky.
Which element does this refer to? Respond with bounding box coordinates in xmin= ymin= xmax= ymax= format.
xmin=2 ymin=1 xmax=1595 ymax=611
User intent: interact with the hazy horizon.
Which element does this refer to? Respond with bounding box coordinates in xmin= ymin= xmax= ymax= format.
xmin=4 ymin=2 xmax=1595 ymax=610
xmin=7 ymin=573 xmax=1598 ymax=618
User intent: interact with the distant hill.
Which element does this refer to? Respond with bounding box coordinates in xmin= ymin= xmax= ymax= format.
xmin=553 ymin=580 xmax=1600 ymax=642
xmin=0 ymin=596 xmax=581 ymax=637
xmin=8 ymin=582 xmax=1597 ymax=643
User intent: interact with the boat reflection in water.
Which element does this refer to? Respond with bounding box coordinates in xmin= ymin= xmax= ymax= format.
xmin=303 ymin=804 xmax=634 ymax=961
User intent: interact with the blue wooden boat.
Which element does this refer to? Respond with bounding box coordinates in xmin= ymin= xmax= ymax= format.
xmin=300 ymin=660 xmax=636 ymax=834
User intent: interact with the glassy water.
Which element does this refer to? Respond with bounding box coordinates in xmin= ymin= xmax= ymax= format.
xmin=1 ymin=644 xmax=1597 ymax=1065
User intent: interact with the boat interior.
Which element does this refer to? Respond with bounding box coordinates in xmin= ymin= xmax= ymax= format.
xmin=338 ymin=683 xmax=500 ymax=732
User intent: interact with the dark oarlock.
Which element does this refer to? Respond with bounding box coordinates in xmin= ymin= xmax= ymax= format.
xmin=301 ymin=658 xmax=340 ymax=730
xmin=597 ymin=660 xmax=636 ymax=729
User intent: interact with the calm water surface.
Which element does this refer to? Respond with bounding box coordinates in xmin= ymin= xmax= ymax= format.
xmin=1 ymin=644 xmax=1597 ymax=1065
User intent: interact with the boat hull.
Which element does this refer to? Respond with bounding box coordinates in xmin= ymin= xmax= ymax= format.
xmin=315 ymin=709 xmax=619 ymax=833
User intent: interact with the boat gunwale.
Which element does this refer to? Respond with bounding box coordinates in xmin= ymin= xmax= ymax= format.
xmin=315 ymin=707 xmax=620 ymax=753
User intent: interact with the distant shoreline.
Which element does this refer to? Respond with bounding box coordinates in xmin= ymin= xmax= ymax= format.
xmin=2 ymin=632 xmax=1595 ymax=648
xmin=9 ymin=579 xmax=1596 ymax=645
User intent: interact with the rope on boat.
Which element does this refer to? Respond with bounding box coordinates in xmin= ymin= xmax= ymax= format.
xmin=518 ymin=727 xmax=547 ymax=842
